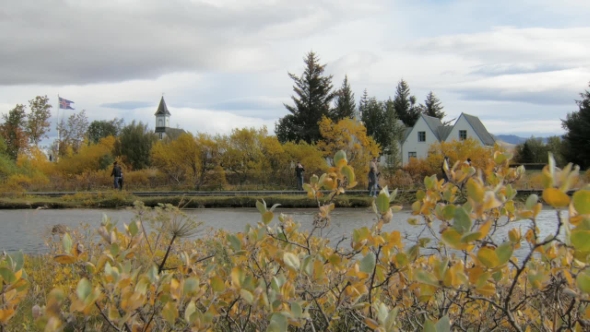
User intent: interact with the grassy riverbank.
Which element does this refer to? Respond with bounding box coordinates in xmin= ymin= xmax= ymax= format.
xmin=0 ymin=189 xmax=533 ymax=209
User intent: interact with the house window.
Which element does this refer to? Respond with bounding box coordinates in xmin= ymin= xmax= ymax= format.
xmin=418 ymin=131 xmax=426 ymax=142
xmin=459 ymin=130 xmax=467 ymax=140
xmin=408 ymin=152 xmax=417 ymax=159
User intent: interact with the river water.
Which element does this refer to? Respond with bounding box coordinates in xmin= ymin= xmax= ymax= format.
xmin=0 ymin=208 xmax=564 ymax=257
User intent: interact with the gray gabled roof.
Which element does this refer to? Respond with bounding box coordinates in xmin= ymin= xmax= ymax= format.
xmin=164 ymin=127 xmax=186 ymax=140
xmin=437 ymin=126 xmax=453 ymax=141
xmin=462 ymin=113 xmax=496 ymax=146
xmin=422 ymin=114 xmax=444 ymax=140
xmin=154 ymin=96 xmax=171 ymax=116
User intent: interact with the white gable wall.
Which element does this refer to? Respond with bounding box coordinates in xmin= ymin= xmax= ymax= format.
xmin=445 ymin=114 xmax=484 ymax=145
xmin=401 ymin=117 xmax=440 ymax=165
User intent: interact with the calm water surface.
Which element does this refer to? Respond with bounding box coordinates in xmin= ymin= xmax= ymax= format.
xmin=0 ymin=208 xmax=565 ymax=257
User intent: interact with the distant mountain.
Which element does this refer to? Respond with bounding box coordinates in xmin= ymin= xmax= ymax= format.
xmin=494 ymin=135 xmax=527 ymax=145
xmin=494 ymin=134 xmax=552 ymax=145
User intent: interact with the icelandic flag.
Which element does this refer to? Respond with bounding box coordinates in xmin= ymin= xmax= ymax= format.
xmin=59 ymin=97 xmax=75 ymax=110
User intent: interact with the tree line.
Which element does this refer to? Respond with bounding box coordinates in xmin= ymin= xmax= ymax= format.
xmin=1 ymin=51 xmax=590 ymax=191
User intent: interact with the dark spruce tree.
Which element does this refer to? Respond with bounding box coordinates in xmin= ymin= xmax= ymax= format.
xmin=361 ymin=97 xmax=386 ymax=148
xmin=421 ymin=91 xmax=446 ymax=119
xmin=393 ymin=79 xmax=421 ymax=127
xmin=333 ymin=75 xmax=356 ymax=120
xmin=358 ymin=89 xmax=369 ymax=119
xmin=276 ymin=52 xmax=337 ymax=143
xmin=562 ymin=82 xmax=590 ymax=169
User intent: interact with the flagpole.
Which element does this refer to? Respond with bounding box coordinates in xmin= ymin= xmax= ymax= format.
xmin=56 ymin=94 xmax=60 ymax=163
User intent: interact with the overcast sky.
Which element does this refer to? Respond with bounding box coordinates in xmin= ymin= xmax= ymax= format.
xmin=1 ymin=0 xmax=589 ymax=144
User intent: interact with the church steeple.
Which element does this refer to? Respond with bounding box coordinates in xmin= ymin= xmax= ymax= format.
xmin=155 ymin=96 xmax=170 ymax=135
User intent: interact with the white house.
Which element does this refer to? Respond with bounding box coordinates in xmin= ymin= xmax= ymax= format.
xmin=400 ymin=113 xmax=495 ymax=165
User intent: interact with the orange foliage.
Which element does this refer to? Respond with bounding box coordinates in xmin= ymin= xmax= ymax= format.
xmin=318 ymin=117 xmax=379 ymax=188
xmin=426 ymin=138 xmax=496 ymax=178
xmin=56 ymin=136 xmax=116 ymax=175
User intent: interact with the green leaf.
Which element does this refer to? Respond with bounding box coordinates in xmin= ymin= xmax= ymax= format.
xmin=435 ymin=315 xmax=451 ymax=332
xmin=227 ymin=234 xmax=242 ymax=251
xmin=62 ymin=232 xmax=73 ymax=253
xmin=240 ymin=289 xmax=254 ymax=304
xmin=183 ymin=277 xmax=199 ymax=296
xmin=256 ymin=200 xmax=267 ymax=214
xmin=0 ymin=267 xmax=16 ymax=284
xmin=210 ymin=276 xmax=226 ymax=293
xmin=424 ymin=176 xmax=434 ymax=190
xmin=525 ymin=194 xmax=539 ymax=210
xmin=267 ymin=312 xmax=288 ymax=332
xmin=9 ymin=251 xmax=24 ymax=271
xmin=334 ymin=150 xmax=347 ymax=166
xmin=262 ymin=211 xmax=274 ymax=225
xmin=128 ymin=221 xmax=139 ymax=236
xmin=269 ymin=203 xmax=281 ymax=212
xmin=376 ymin=191 xmax=390 ymax=214
xmin=162 ymin=302 xmax=178 ymax=324
xmin=496 ymin=242 xmax=513 ymax=265
xmin=577 ymin=271 xmax=590 ymax=293
xmin=76 ymin=278 xmax=92 ymax=301
xmin=290 ymin=301 xmax=303 ymax=318
xmin=422 ymin=319 xmax=436 ymax=332
xmin=416 ymin=270 xmax=439 ymax=287
xmin=184 ymin=301 xmax=196 ymax=323
xmin=453 ymin=207 xmax=472 ymax=234
xmin=570 ymin=230 xmax=590 ymax=251
xmin=389 ymin=188 xmax=398 ymax=201
xmin=359 ymin=252 xmax=376 ymax=274
xmin=460 ymin=231 xmax=481 ymax=243
xmin=573 ymin=190 xmax=590 ymax=215
xmin=442 ymin=205 xmax=456 ymax=221
xmin=477 ymin=247 xmax=499 ymax=268
xmin=342 ymin=165 xmax=355 ymax=184
xmin=283 ymin=252 xmax=300 ymax=271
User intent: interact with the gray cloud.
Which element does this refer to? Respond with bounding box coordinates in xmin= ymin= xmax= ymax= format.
xmin=451 ymin=87 xmax=578 ymax=106
xmin=469 ymin=63 xmax=573 ymax=77
xmin=100 ymin=101 xmax=153 ymax=110
xmin=0 ymin=0 xmax=377 ymax=86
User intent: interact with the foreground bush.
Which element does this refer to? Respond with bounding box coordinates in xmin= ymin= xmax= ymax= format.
xmin=5 ymin=150 xmax=590 ymax=331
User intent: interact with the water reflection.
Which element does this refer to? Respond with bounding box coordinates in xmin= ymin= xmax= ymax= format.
xmin=0 ymin=208 xmax=565 ymax=259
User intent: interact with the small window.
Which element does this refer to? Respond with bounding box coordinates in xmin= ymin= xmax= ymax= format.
xmin=408 ymin=152 xmax=417 ymax=159
xmin=459 ymin=130 xmax=467 ymax=140
xmin=418 ymin=131 xmax=426 ymax=142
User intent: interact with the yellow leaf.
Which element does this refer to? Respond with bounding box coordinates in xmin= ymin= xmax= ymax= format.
xmin=466 ymin=178 xmax=485 ymax=202
xmin=542 ymin=188 xmax=570 ymax=208
xmin=477 ymin=247 xmax=499 ymax=268
xmin=478 ymin=220 xmax=492 ymax=239
xmin=0 ymin=308 xmax=16 ymax=324
xmin=53 ymin=254 xmax=77 ymax=264
xmin=364 ymin=317 xmax=379 ymax=329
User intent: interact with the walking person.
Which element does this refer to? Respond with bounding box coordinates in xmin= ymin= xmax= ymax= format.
xmin=295 ymin=162 xmax=305 ymax=191
xmin=118 ymin=171 xmax=124 ymax=191
xmin=441 ymin=156 xmax=450 ymax=183
xmin=110 ymin=161 xmax=122 ymax=190
xmin=368 ymin=157 xmax=379 ymax=197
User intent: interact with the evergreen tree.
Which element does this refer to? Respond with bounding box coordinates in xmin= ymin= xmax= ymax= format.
xmin=562 ymin=82 xmax=590 ymax=169
xmin=358 ymin=89 xmax=369 ymax=119
xmin=361 ymin=95 xmax=405 ymax=168
xmin=361 ymin=97 xmax=386 ymax=148
xmin=421 ymin=91 xmax=446 ymax=120
xmin=276 ymin=52 xmax=337 ymax=143
xmin=333 ymin=75 xmax=356 ymax=120
xmin=393 ymin=79 xmax=421 ymax=127
xmin=0 ymin=104 xmax=28 ymax=160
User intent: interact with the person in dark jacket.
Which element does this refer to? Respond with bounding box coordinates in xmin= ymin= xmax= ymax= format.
xmin=295 ymin=162 xmax=305 ymax=190
xmin=110 ymin=161 xmax=122 ymax=189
